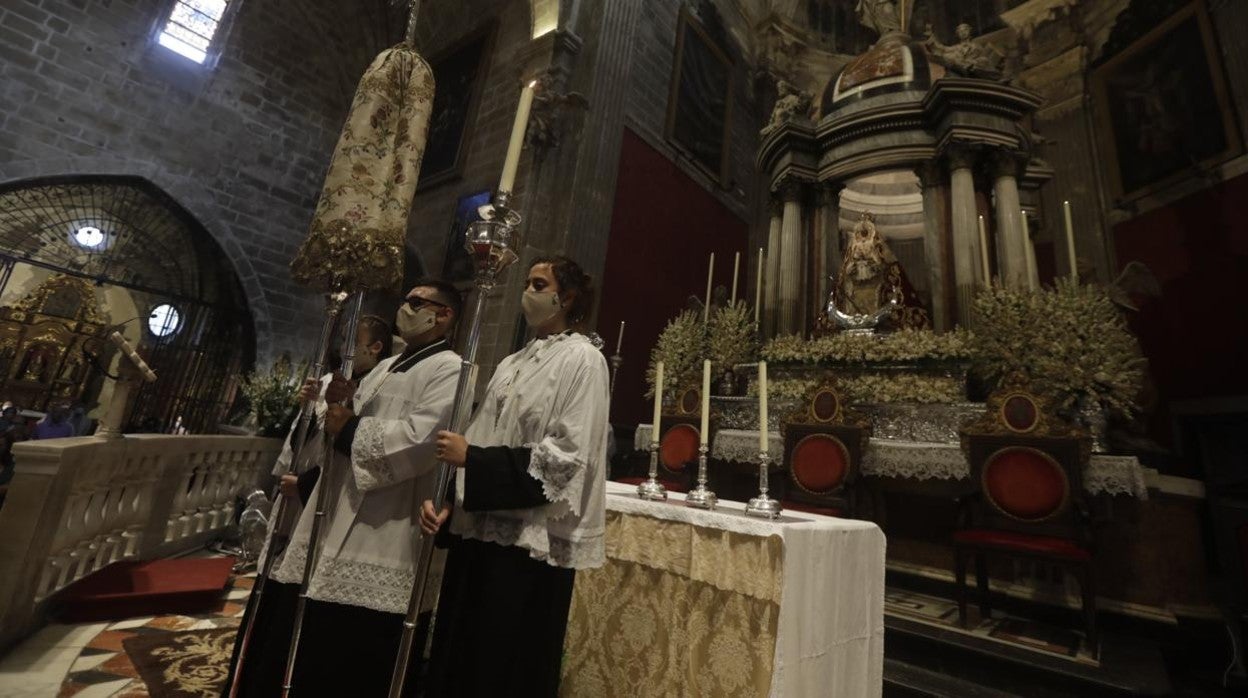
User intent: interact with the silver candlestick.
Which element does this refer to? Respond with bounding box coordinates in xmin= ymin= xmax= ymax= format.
xmin=684 ymin=444 xmax=717 ymax=509
xmin=745 ymin=450 xmax=782 ymax=519
xmin=608 ymin=352 xmax=622 ymax=402
xmin=636 ymin=440 xmax=667 ymax=501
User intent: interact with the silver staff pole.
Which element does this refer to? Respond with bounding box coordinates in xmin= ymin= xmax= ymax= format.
xmin=281 ymin=292 xmax=365 ymax=697
xmin=227 ymin=290 xmax=348 ymax=698
xmin=387 ymin=192 xmax=523 ymax=697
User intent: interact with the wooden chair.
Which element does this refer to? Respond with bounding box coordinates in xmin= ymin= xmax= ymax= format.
xmin=954 ymin=374 xmax=1098 ymax=656
xmin=616 ymin=385 xmax=713 ymax=494
xmin=778 ymin=380 xmax=870 ymax=518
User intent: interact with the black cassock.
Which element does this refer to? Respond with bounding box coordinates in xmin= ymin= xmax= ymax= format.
xmin=425 ymin=444 xmax=575 ymax=698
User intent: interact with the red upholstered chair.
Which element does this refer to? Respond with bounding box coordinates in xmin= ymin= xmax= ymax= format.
xmin=778 ymin=381 xmax=869 ymax=518
xmin=954 ymin=377 xmax=1097 ymax=655
xmin=615 ymin=386 xmax=711 ymax=494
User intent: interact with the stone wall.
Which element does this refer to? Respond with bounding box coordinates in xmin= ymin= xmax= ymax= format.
xmin=0 ymin=0 xmax=391 ymax=364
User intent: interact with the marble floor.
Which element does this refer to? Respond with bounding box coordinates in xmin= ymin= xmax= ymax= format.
xmin=0 ymin=573 xmax=250 ymax=698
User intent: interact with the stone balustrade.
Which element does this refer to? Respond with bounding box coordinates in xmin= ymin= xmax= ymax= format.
xmin=0 ymin=434 xmax=281 ymax=652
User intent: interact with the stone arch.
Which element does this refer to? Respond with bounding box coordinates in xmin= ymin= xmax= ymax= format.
xmin=0 ymin=156 xmax=275 ymax=359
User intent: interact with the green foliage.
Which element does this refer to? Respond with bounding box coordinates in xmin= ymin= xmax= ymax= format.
xmin=239 ymin=355 xmax=306 ymax=437
xmin=972 ymin=278 xmax=1146 ymax=416
xmin=646 ymin=309 xmax=706 ymax=399
xmin=762 ymin=328 xmax=977 ymax=364
xmin=706 ymin=301 xmax=759 ymax=370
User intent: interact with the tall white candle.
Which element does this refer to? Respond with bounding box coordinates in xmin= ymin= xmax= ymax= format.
xmin=758 ymin=361 xmax=769 ymax=453
xmin=700 ymin=359 xmax=712 ymax=445
xmin=615 ymin=321 xmax=625 ymax=354
xmin=498 ymin=80 xmax=537 ymax=194
xmin=977 ymin=214 xmax=991 ymax=284
xmin=703 ymin=252 xmax=715 ymax=323
xmin=730 ymin=251 xmax=740 ymax=304
xmin=1021 ymin=210 xmax=1037 ymax=291
xmin=651 ymin=361 xmax=664 ymax=438
xmin=754 ymin=248 xmax=764 ymax=324
xmin=1062 ymin=200 xmax=1078 ymax=283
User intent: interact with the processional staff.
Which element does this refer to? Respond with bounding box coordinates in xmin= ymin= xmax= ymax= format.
xmin=228 ymin=0 xmax=435 ymax=694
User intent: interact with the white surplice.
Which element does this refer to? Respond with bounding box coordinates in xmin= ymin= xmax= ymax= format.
xmin=270 ymin=344 xmax=460 ymax=614
xmin=451 ymin=332 xmax=609 ymax=569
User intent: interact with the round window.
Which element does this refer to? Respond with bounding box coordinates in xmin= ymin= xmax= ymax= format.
xmin=72 ymin=225 xmax=107 ymax=249
xmin=148 ymin=303 xmax=182 ymax=337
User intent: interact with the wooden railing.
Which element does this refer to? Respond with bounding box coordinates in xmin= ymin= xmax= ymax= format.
xmin=0 ymin=434 xmax=281 ymax=651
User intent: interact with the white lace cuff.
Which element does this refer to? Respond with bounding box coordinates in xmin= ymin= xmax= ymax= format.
xmin=350 ymin=417 xmax=394 ymax=491
xmin=527 ymin=441 xmax=587 ymax=518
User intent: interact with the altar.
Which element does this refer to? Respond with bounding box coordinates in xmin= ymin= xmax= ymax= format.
xmin=561 ymin=480 xmax=885 ymax=697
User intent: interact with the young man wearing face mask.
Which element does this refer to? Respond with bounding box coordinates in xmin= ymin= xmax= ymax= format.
xmin=230 ymin=282 xmax=462 ymax=697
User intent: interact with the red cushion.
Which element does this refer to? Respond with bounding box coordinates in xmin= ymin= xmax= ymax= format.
xmin=983 ymin=448 xmax=1067 ymax=520
xmin=659 ymin=424 xmax=700 ymax=472
xmin=782 ymin=500 xmax=843 ymax=517
xmin=613 ymin=476 xmax=689 ymax=493
xmin=791 ymin=434 xmax=848 ymax=494
xmin=954 ymin=529 xmax=1091 ymax=561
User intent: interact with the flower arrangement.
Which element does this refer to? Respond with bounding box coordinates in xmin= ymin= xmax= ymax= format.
xmin=238 ymin=354 xmax=306 ymax=437
xmin=706 ymin=301 xmax=758 ymax=370
xmin=840 ymin=374 xmax=964 ymax=404
xmin=972 ymin=278 xmax=1146 ymax=416
xmin=762 ymin=327 xmax=977 ymax=364
xmin=646 ymin=309 xmax=706 ymax=399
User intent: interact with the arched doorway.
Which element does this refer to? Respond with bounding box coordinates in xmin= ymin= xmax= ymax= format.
xmin=0 ymin=175 xmax=254 ymax=433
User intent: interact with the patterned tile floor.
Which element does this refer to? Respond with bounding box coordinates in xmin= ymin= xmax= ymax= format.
xmin=0 ymin=573 xmax=251 ymax=698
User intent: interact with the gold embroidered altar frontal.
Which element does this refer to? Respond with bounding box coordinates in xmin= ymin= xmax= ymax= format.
xmin=561 ymin=482 xmax=886 ymax=697
xmin=561 ymin=511 xmax=783 ymax=697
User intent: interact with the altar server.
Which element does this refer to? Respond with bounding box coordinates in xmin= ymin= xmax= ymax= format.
xmin=424 ymin=255 xmax=609 ymax=697
xmin=234 ymin=280 xmax=462 ymax=697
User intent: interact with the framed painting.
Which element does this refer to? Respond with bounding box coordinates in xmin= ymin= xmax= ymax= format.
xmin=418 ymin=23 xmax=496 ymax=191
xmin=1089 ymin=0 xmax=1242 ymax=203
xmin=665 ymin=8 xmax=734 ymax=187
xmin=441 ymin=189 xmax=492 ymax=286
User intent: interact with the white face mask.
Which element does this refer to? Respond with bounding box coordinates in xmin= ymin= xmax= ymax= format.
xmin=395 ymin=304 xmax=437 ymax=341
xmin=522 ymin=290 xmax=562 ymax=327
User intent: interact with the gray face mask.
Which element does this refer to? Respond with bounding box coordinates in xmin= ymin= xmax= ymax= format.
xmin=395 ymin=304 xmax=437 ymax=341
xmin=522 ymin=290 xmax=561 ymax=327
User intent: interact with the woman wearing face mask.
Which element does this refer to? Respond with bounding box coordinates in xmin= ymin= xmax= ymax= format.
xmin=423 ymin=256 xmax=609 ymax=697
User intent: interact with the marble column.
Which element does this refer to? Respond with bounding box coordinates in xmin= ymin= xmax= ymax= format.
xmin=991 ymin=150 xmax=1029 ymax=289
xmin=915 ymin=162 xmax=950 ymax=331
xmin=764 ymin=199 xmax=782 ymax=337
xmin=778 ymin=181 xmax=805 ymax=336
xmin=947 ymin=146 xmax=979 ymax=328
xmin=817 ymin=184 xmax=843 ymax=312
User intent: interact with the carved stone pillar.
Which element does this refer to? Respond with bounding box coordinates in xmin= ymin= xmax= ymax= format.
xmin=778 ymin=181 xmax=805 ymax=336
xmin=817 ymin=184 xmax=843 ymax=313
xmin=991 ymin=150 xmax=1029 ymax=289
xmin=764 ymin=199 xmax=783 ymax=337
xmin=947 ymin=146 xmax=979 ymax=328
xmin=915 ymin=162 xmax=950 ymax=331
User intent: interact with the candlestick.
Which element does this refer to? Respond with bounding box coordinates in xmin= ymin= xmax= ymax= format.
xmin=977 ymin=214 xmax=991 ymax=284
xmin=699 ymin=359 xmax=711 ymax=444
xmin=1021 ymin=210 xmax=1037 ymax=291
xmin=704 ymin=253 xmax=715 ymax=323
xmin=1062 ymin=200 xmax=1078 ymax=284
xmin=754 ymin=247 xmax=764 ymax=324
xmin=730 ymin=251 xmax=740 ymax=304
xmin=615 ymin=320 xmax=625 ymax=355
xmin=639 ymin=360 xmax=667 ymax=501
xmin=758 ymin=361 xmax=769 ymax=452
xmin=498 ymin=80 xmax=537 ymax=195
xmin=745 ymin=451 xmax=781 ymax=519
xmin=685 ymin=361 xmax=717 ymax=509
